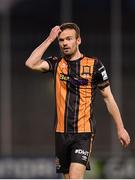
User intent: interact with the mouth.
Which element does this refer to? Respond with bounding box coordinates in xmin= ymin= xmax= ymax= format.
xmin=63 ymin=47 xmax=70 ymax=51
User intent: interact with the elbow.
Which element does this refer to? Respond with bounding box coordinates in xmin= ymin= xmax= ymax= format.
xmin=25 ymin=61 xmax=29 ymax=67
xmin=25 ymin=60 xmax=33 ymax=69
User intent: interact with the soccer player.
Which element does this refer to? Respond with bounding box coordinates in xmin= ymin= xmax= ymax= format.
xmin=25 ymin=22 xmax=131 ymax=179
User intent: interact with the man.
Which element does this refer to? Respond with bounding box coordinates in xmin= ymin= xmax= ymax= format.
xmin=25 ymin=22 xmax=131 ymax=179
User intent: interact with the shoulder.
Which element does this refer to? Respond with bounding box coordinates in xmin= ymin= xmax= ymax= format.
xmin=45 ymin=56 xmax=62 ymax=65
xmin=84 ymin=55 xmax=100 ymax=64
xmin=44 ymin=56 xmax=62 ymax=72
xmin=45 ymin=56 xmax=59 ymax=61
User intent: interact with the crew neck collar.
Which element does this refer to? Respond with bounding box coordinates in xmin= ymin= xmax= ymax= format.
xmin=64 ymin=54 xmax=84 ymax=63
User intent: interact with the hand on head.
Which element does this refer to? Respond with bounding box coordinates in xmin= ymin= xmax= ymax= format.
xmin=48 ymin=26 xmax=61 ymax=42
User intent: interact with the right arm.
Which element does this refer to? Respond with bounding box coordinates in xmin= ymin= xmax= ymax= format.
xmin=25 ymin=26 xmax=61 ymax=72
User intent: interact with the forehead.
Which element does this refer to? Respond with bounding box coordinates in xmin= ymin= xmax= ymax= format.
xmin=59 ymin=28 xmax=76 ymax=39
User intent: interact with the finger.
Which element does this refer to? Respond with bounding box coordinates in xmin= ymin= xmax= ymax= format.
xmin=125 ymin=136 xmax=131 ymax=145
xmin=128 ymin=137 xmax=131 ymax=143
xmin=121 ymin=139 xmax=130 ymax=148
xmin=53 ymin=26 xmax=61 ymax=31
xmin=120 ymin=138 xmax=127 ymax=147
xmin=120 ymin=139 xmax=124 ymax=146
xmin=54 ymin=26 xmax=61 ymax=35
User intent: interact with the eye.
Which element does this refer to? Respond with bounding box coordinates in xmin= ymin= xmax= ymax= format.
xmin=66 ymin=37 xmax=73 ymax=41
xmin=58 ymin=38 xmax=64 ymax=42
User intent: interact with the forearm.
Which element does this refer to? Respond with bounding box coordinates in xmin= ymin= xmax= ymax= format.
xmin=25 ymin=37 xmax=53 ymax=68
xmin=104 ymin=95 xmax=124 ymax=131
xmin=100 ymin=87 xmax=130 ymax=147
xmin=25 ymin=25 xmax=61 ymax=69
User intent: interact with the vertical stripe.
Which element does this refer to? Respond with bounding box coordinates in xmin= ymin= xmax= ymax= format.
xmin=66 ymin=60 xmax=80 ymax=132
xmin=56 ymin=59 xmax=68 ymax=132
xmin=64 ymin=78 xmax=70 ymax=132
xmin=89 ymin=60 xmax=97 ymax=134
xmin=78 ymin=57 xmax=95 ymax=132
xmin=74 ymin=61 xmax=80 ymax=132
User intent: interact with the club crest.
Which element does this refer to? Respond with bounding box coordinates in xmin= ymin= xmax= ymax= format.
xmin=81 ymin=66 xmax=93 ymax=78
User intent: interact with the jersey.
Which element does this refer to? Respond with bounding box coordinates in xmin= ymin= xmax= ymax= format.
xmin=46 ymin=55 xmax=110 ymax=133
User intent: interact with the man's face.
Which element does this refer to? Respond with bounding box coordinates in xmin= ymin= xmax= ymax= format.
xmin=58 ymin=29 xmax=81 ymax=57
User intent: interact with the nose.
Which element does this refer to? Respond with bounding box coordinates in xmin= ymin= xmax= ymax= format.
xmin=63 ymin=39 xmax=68 ymax=46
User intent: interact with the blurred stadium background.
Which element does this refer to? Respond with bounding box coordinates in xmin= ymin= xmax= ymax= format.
xmin=0 ymin=0 xmax=134 ymax=178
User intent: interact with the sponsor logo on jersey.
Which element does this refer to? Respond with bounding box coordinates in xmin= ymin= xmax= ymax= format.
xmin=81 ymin=155 xmax=88 ymax=161
xmin=75 ymin=149 xmax=89 ymax=156
xmin=56 ymin=157 xmax=61 ymax=170
xmin=60 ymin=73 xmax=88 ymax=86
xmin=60 ymin=73 xmax=69 ymax=81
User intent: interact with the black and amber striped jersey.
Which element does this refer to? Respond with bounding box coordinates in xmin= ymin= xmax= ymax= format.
xmin=46 ymin=55 xmax=110 ymax=133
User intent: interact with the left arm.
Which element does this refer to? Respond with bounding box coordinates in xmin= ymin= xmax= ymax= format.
xmin=100 ymin=85 xmax=131 ymax=148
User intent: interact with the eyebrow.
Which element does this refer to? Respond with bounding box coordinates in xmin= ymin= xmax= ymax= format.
xmin=58 ymin=36 xmax=73 ymax=41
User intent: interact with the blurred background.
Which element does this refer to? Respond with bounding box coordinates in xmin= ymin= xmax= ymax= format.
xmin=0 ymin=0 xmax=134 ymax=178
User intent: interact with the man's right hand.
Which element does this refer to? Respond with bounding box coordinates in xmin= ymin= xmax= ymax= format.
xmin=48 ymin=26 xmax=61 ymax=42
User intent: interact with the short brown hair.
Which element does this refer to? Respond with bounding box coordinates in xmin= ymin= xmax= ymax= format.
xmin=60 ymin=22 xmax=80 ymax=38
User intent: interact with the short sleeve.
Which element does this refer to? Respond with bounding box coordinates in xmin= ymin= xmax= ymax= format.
xmin=94 ymin=59 xmax=110 ymax=90
xmin=45 ymin=56 xmax=58 ymax=72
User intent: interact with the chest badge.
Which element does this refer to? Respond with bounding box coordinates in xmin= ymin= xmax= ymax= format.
xmin=81 ymin=66 xmax=93 ymax=78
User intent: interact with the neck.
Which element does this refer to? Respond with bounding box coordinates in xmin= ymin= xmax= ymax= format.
xmin=65 ymin=51 xmax=82 ymax=61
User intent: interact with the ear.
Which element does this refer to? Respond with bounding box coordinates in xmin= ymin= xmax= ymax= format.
xmin=77 ymin=37 xmax=81 ymax=45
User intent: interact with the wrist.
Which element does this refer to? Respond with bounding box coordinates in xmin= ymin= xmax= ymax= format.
xmin=46 ymin=36 xmax=55 ymax=44
xmin=117 ymin=125 xmax=125 ymax=132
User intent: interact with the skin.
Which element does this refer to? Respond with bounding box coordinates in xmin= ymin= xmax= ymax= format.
xmin=25 ymin=25 xmax=131 ymax=179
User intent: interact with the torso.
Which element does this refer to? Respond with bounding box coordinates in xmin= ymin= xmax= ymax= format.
xmin=55 ymin=56 xmax=97 ymax=133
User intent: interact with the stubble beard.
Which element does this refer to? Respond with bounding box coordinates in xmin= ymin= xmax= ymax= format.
xmin=63 ymin=48 xmax=77 ymax=60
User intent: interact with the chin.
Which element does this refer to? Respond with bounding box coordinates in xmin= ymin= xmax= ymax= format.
xmin=63 ymin=52 xmax=71 ymax=56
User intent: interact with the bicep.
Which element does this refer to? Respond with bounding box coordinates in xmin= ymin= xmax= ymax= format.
xmin=38 ymin=60 xmax=50 ymax=72
xmin=99 ymin=85 xmax=121 ymax=117
xmin=99 ymin=85 xmax=113 ymax=99
xmin=99 ymin=86 xmax=116 ymax=109
xmin=29 ymin=60 xmax=50 ymax=72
